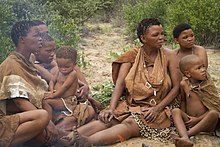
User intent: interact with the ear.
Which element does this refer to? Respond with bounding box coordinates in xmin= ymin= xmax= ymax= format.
xmin=184 ymin=70 xmax=191 ymax=78
xmin=140 ymin=34 xmax=147 ymax=43
xmin=19 ymin=36 xmax=25 ymax=44
xmin=174 ymin=38 xmax=179 ymax=44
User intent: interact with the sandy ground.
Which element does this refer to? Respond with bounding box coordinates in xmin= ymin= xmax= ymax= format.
xmin=79 ymin=22 xmax=220 ymax=147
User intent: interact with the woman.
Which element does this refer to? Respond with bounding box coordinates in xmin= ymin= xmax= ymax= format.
xmin=60 ymin=18 xmax=180 ymax=146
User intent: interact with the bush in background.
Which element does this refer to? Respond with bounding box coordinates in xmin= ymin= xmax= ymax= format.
xmin=122 ymin=0 xmax=220 ymax=47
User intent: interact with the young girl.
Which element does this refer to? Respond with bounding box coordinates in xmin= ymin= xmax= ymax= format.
xmin=173 ymin=23 xmax=208 ymax=69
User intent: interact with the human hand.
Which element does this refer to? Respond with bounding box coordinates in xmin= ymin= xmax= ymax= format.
xmin=98 ymin=109 xmax=114 ymax=123
xmin=185 ymin=116 xmax=199 ymax=128
xmin=77 ymin=85 xmax=89 ymax=99
xmin=142 ymin=106 xmax=160 ymax=123
xmin=44 ymin=92 xmax=54 ymax=99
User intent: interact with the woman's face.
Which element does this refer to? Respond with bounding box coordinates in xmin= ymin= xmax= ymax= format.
xmin=175 ymin=29 xmax=195 ymax=49
xmin=141 ymin=25 xmax=164 ymax=49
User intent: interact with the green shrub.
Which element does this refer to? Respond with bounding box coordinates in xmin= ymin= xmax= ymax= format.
xmin=122 ymin=0 xmax=168 ymax=39
xmin=91 ymin=80 xmax=114 ymax=108
xmin=165 ymin=0 xmax=220 ymax=46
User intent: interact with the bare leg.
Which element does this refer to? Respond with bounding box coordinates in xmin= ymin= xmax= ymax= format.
xmin=42 ymin=99 xmax=66 ymax=120
xmin=187 ymin=110 xmax=219 ymax=137
xmin=86 ymin=117 xmax=140 ymax=145
xmin=10 ymin=110 xmax=49 ymax=147
xmin=84 ymin=105 xmax=97 ymax=123
xmin=172 ymin=108 xmax=193 ymax=147
xmin=59 ymin=117 xmax=120 ymax=146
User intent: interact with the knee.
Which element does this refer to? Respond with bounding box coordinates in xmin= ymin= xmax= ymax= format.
xmin=121 ymin=117 xmax=137 ymax=128
xmin=37 ymin=109 xmax=49 ymax=125
xmin=208 ymin=110 xmax=219 ymax=119
xmin=88 ymin=106 xmax=97 ymax=118
xmin=171 ymin=108 xmax=181 ymax=116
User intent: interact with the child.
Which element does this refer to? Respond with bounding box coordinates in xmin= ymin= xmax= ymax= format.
xmin=172 ymin=54 xmax=220 ymax=147
xmin=34 ymin=32 xmax=58 ymax=83
xmin=173 ymin=23 xmax=208 ymax=70
xmin=42 ymin=46 xmax=97 ymax=127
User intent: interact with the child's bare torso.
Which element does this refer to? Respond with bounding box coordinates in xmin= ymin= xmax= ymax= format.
xmin=185 ymin=90 xmax=208 ymax=117
xmin=54 ymin=72 xmax=78 ymax=98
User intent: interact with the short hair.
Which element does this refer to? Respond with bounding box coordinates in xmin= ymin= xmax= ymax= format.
xmin=32 ymin=20 xmax=46 ymax=26
xmin=179 ymin=54 xmax=200 ymax=74
xmin=56 ymin=46 xmax=77 ymax=63
xmin=40 ymin=32 xmax=54 ymax=46
xmin=137 ymin=18 xmax=161 ymax=43
xmin=11 ymin=20 xmax=39 ymax=47
xmin=173 ymin=23 xmax=192 ymax=38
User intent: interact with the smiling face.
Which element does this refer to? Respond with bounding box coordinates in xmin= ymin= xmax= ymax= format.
xmin=175 ymin=29 xmax=195 ymax=49
xmin=141 ymin=25 xmax=164 ymax=49
xmin=22 ymin=26 xmax=42 ymax=54
xmin=56 ymin=58 xmax=75 ymax=75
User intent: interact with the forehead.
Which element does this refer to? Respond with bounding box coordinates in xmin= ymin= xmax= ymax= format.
xmin=146 ymin=25 xmax=163 ymax=33
xmin=191 ymin=58 xmax=203 ymax=66
xmin=42 ymin=41 xmax=55 ymax=48
xmin=57 ymin=58 xmax=73 ymax=64
xmin=179 ymin=29 xmax=193 ymax=35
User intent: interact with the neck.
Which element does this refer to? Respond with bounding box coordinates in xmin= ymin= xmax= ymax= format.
xmin=188 ymin=78 xmax=202 ymax=85
xmin=179 ymin=45 xmax=193 ymax=53
xmin=15 ymin=47 xmax=31 ymax=59
xmin=142 ymin=45 xmax=159 ymax=56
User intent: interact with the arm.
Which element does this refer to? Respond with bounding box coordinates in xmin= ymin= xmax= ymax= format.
xmin=179 ymin=81 xmax=187 ymax=112
xmin=52 ymin=71 xmax=78 ymax=98
xmin=13 ymin=98 xmax=38 ymax=111
xmin=74 ymin=65 xmax=88 ymax=85
xmin=99 ymin=62 xmax=132 ymax=123
xmin=156 ymin=50 xmax=181 ymax=111
xmin=74 ymin=65 xmax=90 ymax=98
xmin=34 ymin=64 xmax=54 ymax=83
xmin=195 ymin=45 xmax=208 ymax=69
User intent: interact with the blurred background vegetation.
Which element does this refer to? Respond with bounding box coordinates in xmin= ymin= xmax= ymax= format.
xmin=1 ymin=0 xmax=220 ymax=106
xmin=1 ymin=0 xmax=220 ymax=62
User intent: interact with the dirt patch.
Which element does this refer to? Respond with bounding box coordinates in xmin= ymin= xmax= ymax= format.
xmin=79 ymin=22 xmax=220 ymax=147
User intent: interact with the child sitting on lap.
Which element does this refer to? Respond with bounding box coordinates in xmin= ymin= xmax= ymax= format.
xmin=43 ymin=46 xmax=96 ymax=127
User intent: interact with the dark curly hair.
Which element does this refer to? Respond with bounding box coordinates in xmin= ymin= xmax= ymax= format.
xmin=56 ymin=46 xmax=77 ymax=63
xmin=173 ymin=23 xmax=192 ymax=39
xmin=40 ymin=32 xmax=54 ymax=46
xmin=10 ymin=20 xmax=39 ymax=47
xmin=137 ymin=18 xmax=161 ymax=43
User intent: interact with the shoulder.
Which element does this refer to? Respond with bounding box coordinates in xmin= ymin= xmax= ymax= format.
xmin=193 ymin=45 xmax=206 ymax=54
xmin=114 ymin=47 xmax=140 ymax=63
xmin=69 ymin=70 xmax=77 ymax=78
xmin=180 ymin=77 xmax=188 ymax=88
xmin=162 ymin=48 xmax=176 ymax=61
xmin=163 ymin=47 xmax=175 ymax=55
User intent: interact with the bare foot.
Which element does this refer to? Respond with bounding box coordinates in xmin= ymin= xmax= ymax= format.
xmin=59 ymin=127 xmax=78 ymax=147
xmin=175 ymin=138 xmax=193 ymax=147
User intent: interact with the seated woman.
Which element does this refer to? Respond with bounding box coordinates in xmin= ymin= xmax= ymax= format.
xmin=60 ymin=18 xmax=180 ymax=146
